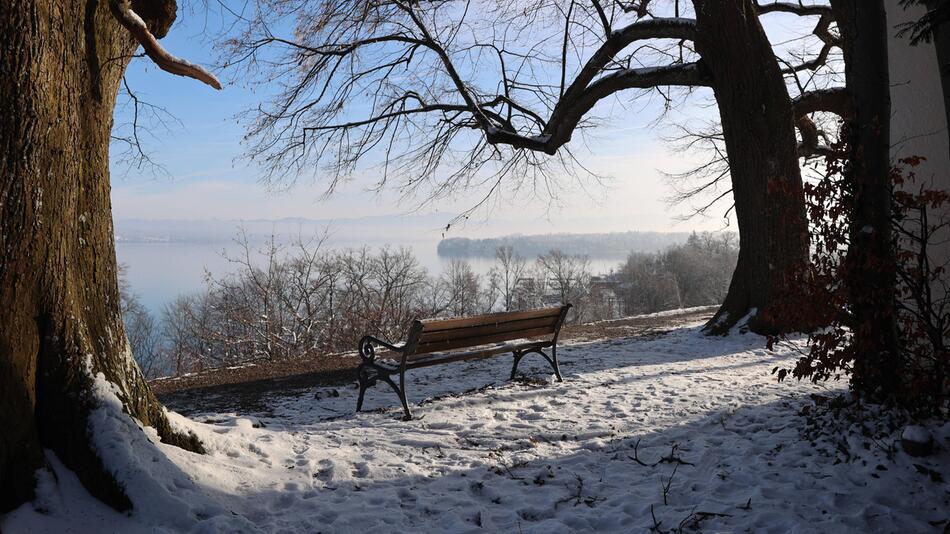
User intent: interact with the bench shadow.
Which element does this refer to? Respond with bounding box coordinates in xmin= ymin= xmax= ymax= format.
xmin=163 ymin=325 xmax=781 ymax=420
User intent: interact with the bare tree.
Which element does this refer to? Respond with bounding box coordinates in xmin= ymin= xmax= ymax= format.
xmin=668 ymin=2 xmax=848 ymax=210
xmin=118 ymin=265 xmax=163 ymax=378
xmin=491 ymin=246 xmax=529 ymax=311
xmin=617 ymin=231 xmax=738 ymax=314
xmin=161 ymin=293 xmax=218 ymax=374
xmin=144 ymin=232 xmax=748 ymax=378
xmin=156 ymin=235 xmax=457 ymax=372
xmin=442 ymin=259 xmax=486 ymax=315
xmin=220 ymin=0 xmax=822 ymax=334
xmin=537 ymin=249 xmax=591 ymax=320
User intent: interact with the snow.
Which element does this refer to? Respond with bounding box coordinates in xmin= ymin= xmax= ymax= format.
xmin=903 ymin=425 xmax=933 ymax=445
xmin=4 ymin=323 xmax=949 ymax=533
xmin=586 ymin=305 xmax=718 ymax=324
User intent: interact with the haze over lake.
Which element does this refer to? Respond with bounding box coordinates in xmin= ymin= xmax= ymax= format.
xmin=115 ymin=217 xmax=691 ymax=314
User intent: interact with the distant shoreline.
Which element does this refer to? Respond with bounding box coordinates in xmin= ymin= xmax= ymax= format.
xmin=436 ymin=231 xmax=695 ymax=258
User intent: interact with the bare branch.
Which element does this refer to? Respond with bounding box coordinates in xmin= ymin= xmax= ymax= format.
xmin=793 ymin=87 xmax=852 ymax=117
xmin=109 ymin=0 xmax=222 ymax=90
xmin=779 ymin=14 xmax=840 ymax=74
xmin=504 ymin=61 xmax=711 ymax=154
xmin=755 ymin=1 xmax=833 ymax=17
xmin=590 ymin=0 xmax=612 ymax=36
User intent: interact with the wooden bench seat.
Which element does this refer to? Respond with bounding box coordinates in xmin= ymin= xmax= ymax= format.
xmin=355 ymin=304 xmax=571 ymax=419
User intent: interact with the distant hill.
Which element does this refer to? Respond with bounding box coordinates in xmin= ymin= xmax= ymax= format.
xmin=437 ymin=231 xmax=692 ymax=258
xmin=113 ymin=214 xmax=455 ymax=245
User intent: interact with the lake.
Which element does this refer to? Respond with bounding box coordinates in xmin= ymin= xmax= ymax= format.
xmin=116 ymin=239 xmax=627 ymax=315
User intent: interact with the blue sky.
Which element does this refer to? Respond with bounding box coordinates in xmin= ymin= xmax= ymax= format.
xmin=110 ymin=5 xmax=814 ymax=237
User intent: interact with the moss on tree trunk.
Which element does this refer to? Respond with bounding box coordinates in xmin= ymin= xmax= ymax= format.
xmin=694 ymin=0 xmax=810 ymax=335
xmin=0 ymin=0 xmax=202 ymax=513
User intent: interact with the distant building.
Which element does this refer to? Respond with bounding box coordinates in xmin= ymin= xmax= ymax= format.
xmin=588 ymin=276 xmax=623 ymax=320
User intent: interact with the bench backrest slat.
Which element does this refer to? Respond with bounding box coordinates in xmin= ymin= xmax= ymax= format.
xmin=418 ymin=315 xmax=558 ymax=344
xmin=407 ymin=305 xmax=567 ymax=358
xmin=419 ymin=306 xmax=564 ymax=331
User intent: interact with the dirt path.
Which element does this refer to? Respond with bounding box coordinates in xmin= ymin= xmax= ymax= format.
xmin=154 ymin=306 xmax=717 ymax=414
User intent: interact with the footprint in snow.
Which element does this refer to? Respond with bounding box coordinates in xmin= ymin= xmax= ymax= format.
xmin=247 ymin=443 xmax=269 ymax=459
xmin=313 ymin=459 xmax=335 ymax=482
xmin=268 ymin=492 xmax=297 ymax=511
xmin=352 ymin=461 xmax=370 ymax=478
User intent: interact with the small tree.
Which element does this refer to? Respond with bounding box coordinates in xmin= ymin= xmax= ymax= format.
xmin=442 ymin=259 xmax=485 ymax=316
xmin=771 ymin=153 xmax=950 ymax=412
xmin=490 ymin=246 xmax=529 ymax=311
xmin=537 ymin=250 xmax=591 ymax=320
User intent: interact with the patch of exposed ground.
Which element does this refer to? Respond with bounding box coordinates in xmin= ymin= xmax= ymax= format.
xmin=153 ymin=306 xmax=717 ymax=414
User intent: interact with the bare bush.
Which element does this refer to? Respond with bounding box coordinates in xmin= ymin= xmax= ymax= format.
xmin=118 ymin=264 xmax=163 ymax=378
xmin=127 ymin=230 xmax=736 ymax=378
xmin=616 ymin=232 xmax=739 ymax=316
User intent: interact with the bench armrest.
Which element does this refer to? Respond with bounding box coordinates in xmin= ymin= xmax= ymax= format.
xmin=359 ymin=335 xmax=405 ymax=362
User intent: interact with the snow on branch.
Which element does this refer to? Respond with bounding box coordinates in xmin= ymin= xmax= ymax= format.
xmin=793 ymin=87 xmax=852 ymax=118
xmin=109 ymin=0 xmax=222 ymax=90
xmin=755 ymin=1 xmax=834 ymax=17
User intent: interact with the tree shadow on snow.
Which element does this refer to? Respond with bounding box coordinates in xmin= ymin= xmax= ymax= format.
xmin=169 ymin=325 xmax=790 ymax=424
xmin=7 ymin=373 xmax=946 ymax=533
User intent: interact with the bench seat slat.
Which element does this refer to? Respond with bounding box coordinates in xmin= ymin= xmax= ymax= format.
xmin=405 ymin=340 xmax=553 ymax=369
xmin=370 ymin=340 xmax=552 ymax=369
xmin=412 ymin=326 xmax=557 ymax=356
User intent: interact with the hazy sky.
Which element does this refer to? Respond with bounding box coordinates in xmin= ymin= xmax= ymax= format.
xmin=111 ymin=5 xmax=815 ymax=238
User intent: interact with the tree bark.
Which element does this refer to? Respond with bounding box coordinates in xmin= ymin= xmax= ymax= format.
xmin=832 ymin=0 xmax=902 ymax=396
xmin=693 ymin=0 xmax=810 ymax=335
xmin=0 ymin=0 xmax=202 ymax=513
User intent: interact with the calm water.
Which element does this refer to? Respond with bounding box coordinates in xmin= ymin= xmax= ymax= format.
xmin=116 ymin=240 xmax=624 ymax=315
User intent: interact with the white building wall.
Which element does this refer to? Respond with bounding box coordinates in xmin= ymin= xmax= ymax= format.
xmin=886 ymin=0 xmax=950 ymax=296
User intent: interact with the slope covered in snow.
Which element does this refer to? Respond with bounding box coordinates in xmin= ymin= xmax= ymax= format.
xmin=3 ymin=323 xmax=948 ymax=533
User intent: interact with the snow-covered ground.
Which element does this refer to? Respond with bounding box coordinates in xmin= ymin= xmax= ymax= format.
xmin=4 ymin=323 xmax=949 ymax=533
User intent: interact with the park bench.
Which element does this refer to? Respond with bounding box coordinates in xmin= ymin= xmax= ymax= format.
xmin=355 ymin=304 xmax=572 ymax=419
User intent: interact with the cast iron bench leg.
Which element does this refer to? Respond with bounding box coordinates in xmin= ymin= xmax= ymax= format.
xmin=511 ymin=347 xmax=563 ymax=382
xmin=549 ymin=346 xmax=563 ymax=382
xmin=379 ymin=372 xmax=412 ymax=420
xmin=356 ymin=365 xmax=369 ymax=412
xmin=510 ymin=350 xmax=526 ymax=380
xmin=355 ymin=365 xmax=412 ymax=420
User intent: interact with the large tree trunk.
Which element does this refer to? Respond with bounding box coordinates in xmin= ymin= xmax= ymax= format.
xmin=0 ymin=0 xmax=202 ymax=513
xmin=833 ymin=0 xmax=902 ymax=396
xmin=693 ymin=0 xmax=810 ymax=335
